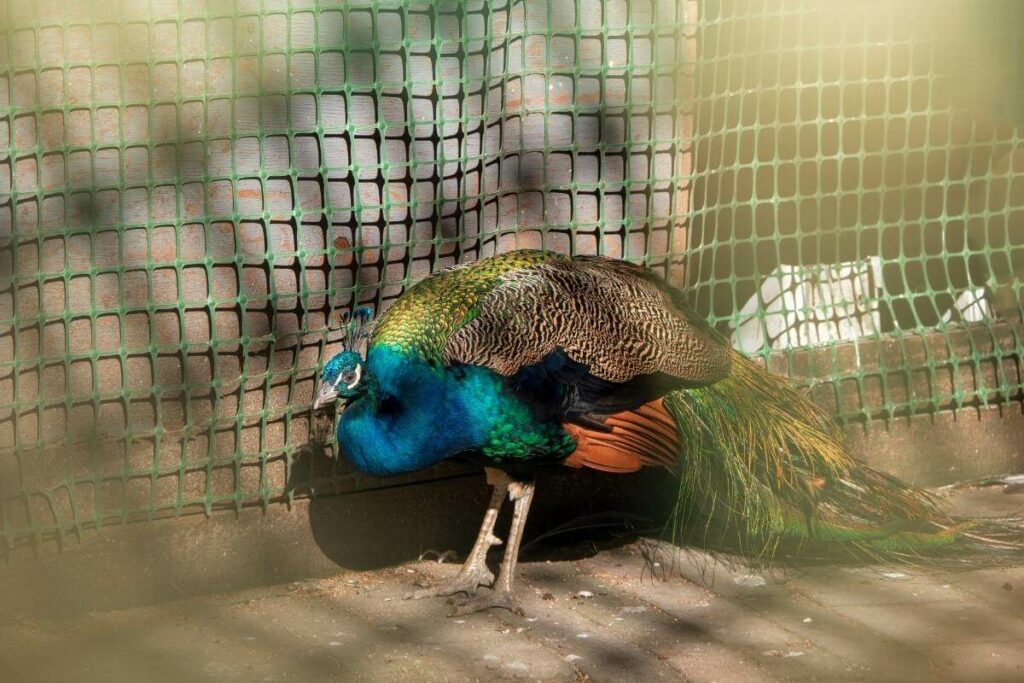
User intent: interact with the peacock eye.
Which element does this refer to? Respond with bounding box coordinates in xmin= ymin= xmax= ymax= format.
xmin=342 ymin=364 xmax=363 ymax=389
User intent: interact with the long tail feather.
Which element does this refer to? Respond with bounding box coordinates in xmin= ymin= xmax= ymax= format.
xmin=664 ymin=350 xmax=1024 ymax=565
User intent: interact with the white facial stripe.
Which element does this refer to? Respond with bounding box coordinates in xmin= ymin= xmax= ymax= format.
xmin=345 ymin=364 xmax=362 ymax=390
xmin=329 ymin=363 xmax=362 ymax=392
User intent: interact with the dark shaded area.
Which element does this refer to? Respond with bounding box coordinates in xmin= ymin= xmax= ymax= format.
xmin=290 ymin=437 xmax=673 ymax=572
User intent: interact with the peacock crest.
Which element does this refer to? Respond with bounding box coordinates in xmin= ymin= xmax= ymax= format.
xmin=341 ymin=305 xmax=375 ymax=358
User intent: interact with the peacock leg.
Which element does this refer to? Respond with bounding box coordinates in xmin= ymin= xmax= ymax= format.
xmin=405 ymin=468 xmax=510 ymax=600
xmin=450 ymin=478 xmax=535 ymax=617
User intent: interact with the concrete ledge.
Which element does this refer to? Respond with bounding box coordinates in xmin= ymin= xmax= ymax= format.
xmin=847 ymin=404 xmax=1024 ymax=486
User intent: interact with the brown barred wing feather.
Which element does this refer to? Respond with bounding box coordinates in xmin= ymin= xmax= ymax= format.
xmin=442 ymin=256 xmax=731 ymax=387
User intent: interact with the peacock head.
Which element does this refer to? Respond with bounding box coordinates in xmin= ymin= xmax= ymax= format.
xmin=313 ymin=306 xmax=374 ymax=410
xmin=315 ymin=350 xmax=366 ymax=408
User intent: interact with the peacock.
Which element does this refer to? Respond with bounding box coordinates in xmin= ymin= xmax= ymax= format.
xmin=313 ymin=249 xmax=1023 ymax=616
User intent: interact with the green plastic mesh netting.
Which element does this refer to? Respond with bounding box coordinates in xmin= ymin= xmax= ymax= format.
xmin=0 ymin=0 xmax=1021 ymax=551
xmin=0 ymin=0 xmax=695 ymax=549
xmin=688 ymin=0 xmax=1023 ymax=422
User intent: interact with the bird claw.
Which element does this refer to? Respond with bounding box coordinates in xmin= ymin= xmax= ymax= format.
xmin=449 ymin=589 xmax=525 ymax=617
xmin=404 ymin=566 xmax=495 ymax=600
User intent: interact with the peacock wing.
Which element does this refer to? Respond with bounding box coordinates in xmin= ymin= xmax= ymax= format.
xmin=442 ymin=254 xmax=732 ymax=388
xmin=367 ymin=250 xmax=556 ymax=364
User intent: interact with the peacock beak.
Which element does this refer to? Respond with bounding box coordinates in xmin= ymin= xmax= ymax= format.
xmin=313 ymin=382 xmax=339 ymax=411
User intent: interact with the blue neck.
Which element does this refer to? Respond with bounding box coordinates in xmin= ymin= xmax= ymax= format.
xmin=336 ymin=346 xmax=501 ymax=476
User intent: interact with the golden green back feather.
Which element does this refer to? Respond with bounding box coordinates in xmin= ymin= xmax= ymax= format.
xmin=369 ymin=250 xmax=556 ymax=361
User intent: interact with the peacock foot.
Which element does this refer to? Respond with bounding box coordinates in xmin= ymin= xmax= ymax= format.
xmin=449 ymin=588 xmax=525 ymax=617
xmin=404 ymin=564 xmax=495 ymax=600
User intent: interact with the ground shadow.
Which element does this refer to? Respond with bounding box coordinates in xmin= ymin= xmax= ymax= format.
xmin=288 ymin=441 xmax=674 ymax=572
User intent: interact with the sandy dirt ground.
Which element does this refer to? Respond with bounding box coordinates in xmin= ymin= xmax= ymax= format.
xmin=2 ymin=489 xmax=1023 ymax=682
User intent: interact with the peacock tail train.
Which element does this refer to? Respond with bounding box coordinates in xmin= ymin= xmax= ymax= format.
xmin=663 ymin=348 xmax=1024 ymax=565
